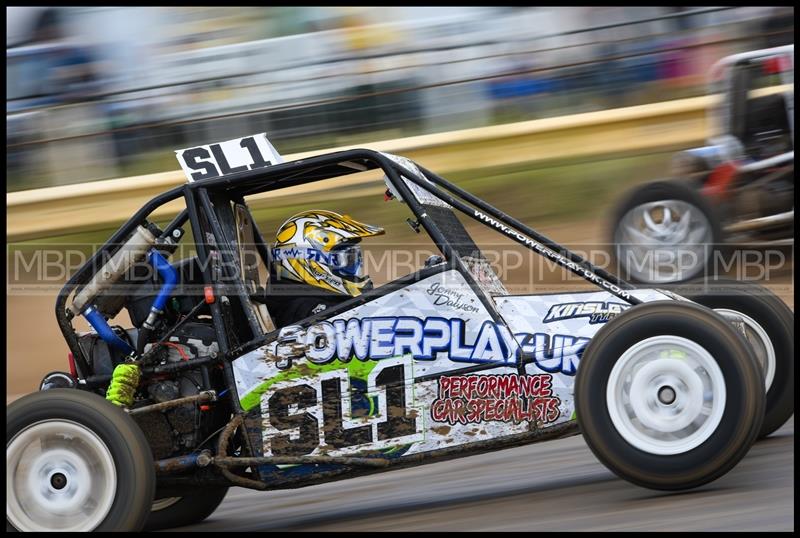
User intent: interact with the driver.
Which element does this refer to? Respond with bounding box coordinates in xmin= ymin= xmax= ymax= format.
xmin=265 ymin=210 xmax=385 ymax=327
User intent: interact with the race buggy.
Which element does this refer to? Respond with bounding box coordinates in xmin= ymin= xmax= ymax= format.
xmin=7 ymin=136 xmax=794 ymax=532
xmin=611 ymin=44 xmax=794 ymax=284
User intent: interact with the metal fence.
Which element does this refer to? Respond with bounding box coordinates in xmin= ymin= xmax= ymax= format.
xmin=6 ymin=7 xmax=793 ymax=191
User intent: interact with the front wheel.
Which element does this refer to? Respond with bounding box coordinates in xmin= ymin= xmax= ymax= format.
xmin=611 ymin=181 xmax=723 ymax=284
xmin=6 ymin=389 xmax=155 ymax=531
xmin=146 ymin=487 xmax=229 ymax=531
xmin=575 ymin=301 xmax=764 ymax=490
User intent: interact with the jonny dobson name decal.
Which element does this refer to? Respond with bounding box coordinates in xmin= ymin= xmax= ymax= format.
xmin=426 ymin=282 xmax=480 ymax=313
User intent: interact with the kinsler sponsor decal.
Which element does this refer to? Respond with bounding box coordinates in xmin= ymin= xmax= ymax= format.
xmin=543 ymin=301 xmax=630 ymax=324
xmin=431 ymin=374 xmax=561 ymax=426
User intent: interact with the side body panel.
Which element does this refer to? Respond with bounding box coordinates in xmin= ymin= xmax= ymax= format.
xmin=231 ymin=271 xmax=671 ymax=483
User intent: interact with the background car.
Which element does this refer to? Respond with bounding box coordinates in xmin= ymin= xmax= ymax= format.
xmin=611 ymin=45 xmax=794 ymax=284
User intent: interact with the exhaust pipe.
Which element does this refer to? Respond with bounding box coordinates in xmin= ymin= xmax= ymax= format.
xmin=69 ymin=225 xmax=157 ymax=316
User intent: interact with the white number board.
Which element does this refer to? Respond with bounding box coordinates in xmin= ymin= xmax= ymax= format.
xmin=175 ymin=133 xmax=284 ymax=182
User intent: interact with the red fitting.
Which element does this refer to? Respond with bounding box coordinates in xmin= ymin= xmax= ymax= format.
xmin=67 ymin=352 xmax=77 ymax=378
xmin=702 ymin=162 xmax=739 ymax=200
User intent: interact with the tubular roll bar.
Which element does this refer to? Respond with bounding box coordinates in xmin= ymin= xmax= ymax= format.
xmin=56 ymin=148 xmax=639 ymax=381
xmin=407 ymin=162 xmax=640 ymax=304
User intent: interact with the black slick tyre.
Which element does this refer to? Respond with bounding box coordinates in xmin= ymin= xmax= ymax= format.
xmin=7 ymin=389 xmax=155 ymax=531
xmin=146 ymin=487 xmax=229 ymax=530
xmin=575 ymin=301 xmax=764 ymax=490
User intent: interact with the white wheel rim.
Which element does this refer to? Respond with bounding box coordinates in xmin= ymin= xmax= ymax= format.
xmin=6 ymin=419 xmax=118 ymax=532
xmin=715 ymin=308 xmax=775 ymax=391
xmin=616 ymin=199 xmax=712 ymax=283
xmin=606 ymin=336 xmax=727 ymax=455
xmin=152 ymin=496 xmax=182 ymax=511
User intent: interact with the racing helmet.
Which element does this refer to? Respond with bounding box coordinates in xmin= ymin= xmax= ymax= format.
xmin=271 ymin=210 xmax=384 ymax=296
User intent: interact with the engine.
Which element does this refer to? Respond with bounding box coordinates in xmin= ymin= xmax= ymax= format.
xmin=76 ymin=320 xmax=221 ymax=459
xmin=134 ymin=323 xmax=220 ymax=459
xmin=69 ymin=221 xmax=225 ymax=459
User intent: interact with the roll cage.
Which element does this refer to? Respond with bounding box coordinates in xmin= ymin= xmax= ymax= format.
xmin=708 ymin=44 xmax=794 ymax=159
xmin=56 ymin=148 xmax=640 ymax=404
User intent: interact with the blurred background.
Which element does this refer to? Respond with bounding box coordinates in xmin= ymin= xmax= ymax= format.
xmin=4 ymin=11 xmax=795 ymax=530
xmin=5 ymin=6 xmax=795 ymax=395
xmin=5 ymin=6 xmax=794 ymax=190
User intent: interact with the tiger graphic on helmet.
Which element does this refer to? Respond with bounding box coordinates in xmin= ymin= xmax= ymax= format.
xmin=272 ymin=210 xmax=384 ymax=296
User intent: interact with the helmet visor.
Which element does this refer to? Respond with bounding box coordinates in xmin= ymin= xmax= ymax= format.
xmin=330 ymin=244 xmax=363 ymax=277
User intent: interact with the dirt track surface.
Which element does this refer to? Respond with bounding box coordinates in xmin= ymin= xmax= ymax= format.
xmin=170 ymin=417 xmax=794 ymax=532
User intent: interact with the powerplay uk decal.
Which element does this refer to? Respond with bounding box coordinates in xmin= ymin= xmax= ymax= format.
xmin=231 ymin=270 xmax=672 ymax=470
xmin=267 ymin=316 xmax=590 ymax=375
xmin=300 ymin=317 xmax=517 ymax=366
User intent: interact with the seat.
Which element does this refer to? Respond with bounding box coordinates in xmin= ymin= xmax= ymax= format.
xmin=234 ymin=203 xmax=276 ymax=333
xmin=742 ymin=93 xmax=793 ymax=159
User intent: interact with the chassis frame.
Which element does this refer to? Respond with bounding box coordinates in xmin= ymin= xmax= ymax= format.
xmin=55 ymin=148 xmax=674 ymax=492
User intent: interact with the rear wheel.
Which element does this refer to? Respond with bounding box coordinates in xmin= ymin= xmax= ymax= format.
xmin=6 ymin=389 xmax=155 ymax=531
xmin=575 ymin=301 xmax=764 ymax=490
xmin=145 ymin=487 xmax=229 ymax=530
xmin=676 ymin=279 xmax=794 ymax=438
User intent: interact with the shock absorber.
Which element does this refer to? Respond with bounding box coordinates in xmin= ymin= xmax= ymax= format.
xmin=82 ymin=306 xmax=142 ymax=407
xmin=105 ymin=363 xmax=141 ymax=407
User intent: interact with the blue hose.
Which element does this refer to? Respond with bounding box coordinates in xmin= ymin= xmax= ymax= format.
xmin=83 ymin=249 xmax=178 ymax=357
xmin=135 ymin=249 xmax=179 ymax=355
xmin=84 ymin=305 xmax=134 ymax=355
xmin=148 ymin=249 xmax=178 ymax=312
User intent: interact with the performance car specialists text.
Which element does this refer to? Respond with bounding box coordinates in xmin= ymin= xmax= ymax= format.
xmin=431 ymin=374 xmax=561 ymax=425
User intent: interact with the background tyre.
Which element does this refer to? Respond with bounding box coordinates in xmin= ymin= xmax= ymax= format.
xmin=575 ymin=301 xmax=764 ymax=491
xmin=610 ymin=180 xmax=723 ymax=284
xmin=7 ymin=389 xmax=155 ymax=532
xmin=145 ymin=487 xmax=229 ymax=531
xmin=675 ymin=278 xmax=794 ymax=438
